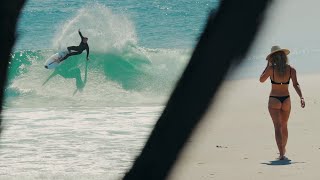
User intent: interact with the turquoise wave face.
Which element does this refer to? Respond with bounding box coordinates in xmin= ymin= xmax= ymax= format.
xmin=5 ymin=47 xmax=190 ymax=107
xmin=8 ymin=50 xmax=41 ymax=83
xmin=7 ymin=1 xmax=218 ymax=108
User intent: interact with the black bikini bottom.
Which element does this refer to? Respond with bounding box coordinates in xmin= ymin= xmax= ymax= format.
xmin=269 ymin=95 xmax=290 ymax=103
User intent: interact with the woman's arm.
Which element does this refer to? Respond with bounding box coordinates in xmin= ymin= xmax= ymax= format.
xmin=259 ymin=63 xmax=271 ymax=83
xmin=291 ymin=67 xmax=305 ymax=108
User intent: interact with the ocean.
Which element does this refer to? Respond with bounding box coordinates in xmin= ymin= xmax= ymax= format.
xmin=1 ymin=0 xmax=218 ymax=179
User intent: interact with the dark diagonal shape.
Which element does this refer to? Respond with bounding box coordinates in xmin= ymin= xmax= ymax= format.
xmin=123 ymin=0 xmax=272 ymax=179
xmin=0 ymin=0 xmax=27 ymax=135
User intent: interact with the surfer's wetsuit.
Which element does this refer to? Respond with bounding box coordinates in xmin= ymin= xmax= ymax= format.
xmin=61 ymin=31 xmax=89 ymax=62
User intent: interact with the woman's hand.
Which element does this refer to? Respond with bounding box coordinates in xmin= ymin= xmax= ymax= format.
xmin=300 ymin=97 xmax=305 ymax=108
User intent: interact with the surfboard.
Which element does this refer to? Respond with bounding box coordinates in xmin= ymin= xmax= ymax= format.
xmin=44 ymin=50 xmax=69 ymax=69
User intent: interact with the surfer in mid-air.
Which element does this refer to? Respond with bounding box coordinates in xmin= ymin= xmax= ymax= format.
xmin=60 ymin=29 xmax=89 ymax=62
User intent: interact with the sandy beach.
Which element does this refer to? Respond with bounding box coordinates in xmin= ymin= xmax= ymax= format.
xmin=168 ymin=73 xmax=320 ymax=180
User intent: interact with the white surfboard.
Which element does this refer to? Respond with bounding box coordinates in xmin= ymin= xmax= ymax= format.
xmin=44 ymin=50 xmax=68 ymax=69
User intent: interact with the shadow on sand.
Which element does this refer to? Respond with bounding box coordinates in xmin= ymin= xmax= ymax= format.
xmin=261 ymin=158 xmax=306 ymax=166
xmin=42 ymin=61 xmax=88 ymax=95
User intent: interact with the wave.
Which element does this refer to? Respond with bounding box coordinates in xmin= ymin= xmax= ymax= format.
xmin=5 ymin=47 xmax=190 ymax=107
xmin=5 ymin=4 xmax=192 ymax=108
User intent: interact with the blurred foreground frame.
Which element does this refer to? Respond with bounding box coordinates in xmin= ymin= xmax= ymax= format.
xmin=0 ymin=0 xmax=272 ymax=179
xmin=0 ymin=0 xmax=26 ymax=134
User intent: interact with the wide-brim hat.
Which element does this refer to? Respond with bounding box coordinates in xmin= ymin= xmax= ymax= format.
xmin=266 ymin=45 xmax=290 ymax=60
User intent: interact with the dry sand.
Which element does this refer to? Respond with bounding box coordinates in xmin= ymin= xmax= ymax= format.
xmin=168 ymin=73 xmax=320 ymax=180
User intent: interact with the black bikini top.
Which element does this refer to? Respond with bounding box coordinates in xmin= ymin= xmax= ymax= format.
xmin=270 ymin=66 xmax=291 ymax=85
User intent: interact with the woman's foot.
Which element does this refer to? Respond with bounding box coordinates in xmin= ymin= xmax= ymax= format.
xmin=278 ymin=155 xmax=289 ymax=160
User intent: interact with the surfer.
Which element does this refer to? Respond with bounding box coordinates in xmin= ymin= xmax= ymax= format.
xmin=60 ymin=29 xmax=89 ymax=62
xmin=259 ymin=46 xmax=305 ymax=160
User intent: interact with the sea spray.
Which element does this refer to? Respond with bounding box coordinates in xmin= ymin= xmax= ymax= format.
xmin=52 ymin=4 xmax=137 ymax=53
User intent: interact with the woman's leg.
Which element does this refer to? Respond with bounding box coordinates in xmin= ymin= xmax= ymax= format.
xmin=280 ymin=98 xmax=291 ymax=156
xmin=268 ymin=97 xmax=284 ymax=157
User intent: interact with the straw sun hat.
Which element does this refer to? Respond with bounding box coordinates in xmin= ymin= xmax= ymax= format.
xmin=266 ymin=45 xmax=290 ymax=60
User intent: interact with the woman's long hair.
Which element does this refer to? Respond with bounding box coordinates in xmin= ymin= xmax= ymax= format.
xmin=270 ymin=51 xmax=288 ymax=77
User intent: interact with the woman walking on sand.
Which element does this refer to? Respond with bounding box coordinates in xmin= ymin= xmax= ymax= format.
xmin=259 ymin=45 xmax=305 ymax=160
